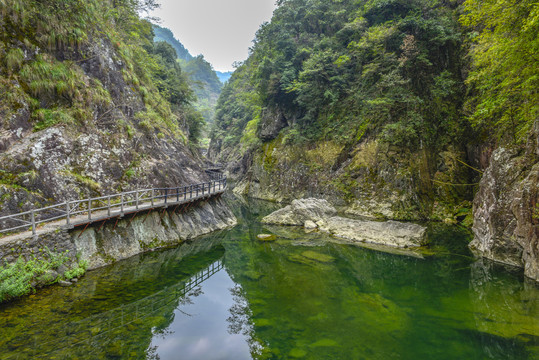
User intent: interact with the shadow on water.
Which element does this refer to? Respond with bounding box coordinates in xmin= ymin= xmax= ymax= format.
xmin=0 ymin=195 xmax=537 ymax=359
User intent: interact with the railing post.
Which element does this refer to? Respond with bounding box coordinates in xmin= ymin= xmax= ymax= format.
xmin=196 ymin=185 xmax=199 ymax=197
xmin=31 ymin=210 xmax=36 ymax=236
xmin=88 ymin=198 xmax=92 ymax=220
xmin=121 ymin=193 xmax=124 ymax=215
xmin=66 ymin=201 xmax=70 ymax=226
xmin=176 ymin=187 xmax=179 ymax=202
xmin=151 ymin=189 xmax=155 ymax=206
xmin=107 ymin=196 xmax=111 ymax=216
xmin=190 ymin=185 xmax=192 ymax=199
xmin=136 ymin=190 xmax=139 ymax=209
xmin=165 ymin=188 xmax=168 ymax=204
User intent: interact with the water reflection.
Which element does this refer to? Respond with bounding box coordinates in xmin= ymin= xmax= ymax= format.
xmin=469 ymin=258 xmax=539 ymax=358
xmin=0 ymin=236 xmax=229 ymax=359
xmin=0 ymin=198 xmax=538 ymax=359
xmin=149 ymin=269 xmax=254 ymax=360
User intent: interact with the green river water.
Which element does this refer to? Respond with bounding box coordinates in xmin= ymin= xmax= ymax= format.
xmin=0 ymin=198 xmax=538 ymax=359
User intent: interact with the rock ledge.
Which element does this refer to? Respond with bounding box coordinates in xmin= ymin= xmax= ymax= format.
xmin=262 ymin=198 xmax=426 ymax=248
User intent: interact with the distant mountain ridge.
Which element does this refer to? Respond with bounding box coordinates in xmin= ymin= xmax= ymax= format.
xmin=153 ymin=26 xmax=192 ymax=61
xmin=152 ymin=25 xmax=223 ymax=124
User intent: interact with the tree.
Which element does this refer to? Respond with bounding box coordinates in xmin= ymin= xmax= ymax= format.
xmin=460 ymin=0 xmax=539 ymax=143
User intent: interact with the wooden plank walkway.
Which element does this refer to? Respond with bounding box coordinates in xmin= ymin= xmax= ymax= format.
xmin=0 ymin=177 xmax=227 ymax=244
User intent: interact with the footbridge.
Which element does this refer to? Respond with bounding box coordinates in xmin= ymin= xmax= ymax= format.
xmin=0 ymin=175 xmax=227 ymax=239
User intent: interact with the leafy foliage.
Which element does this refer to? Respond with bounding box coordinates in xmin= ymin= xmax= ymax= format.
xmin=460 ymin=0 xmax=539 ymax=143
xmin=0 ymin=249 xmax=87 ymax=303
xmin=0 ymin=0 xmax=201 ymax=141
xmin=212 ymin=0 xmax=467 ymax=151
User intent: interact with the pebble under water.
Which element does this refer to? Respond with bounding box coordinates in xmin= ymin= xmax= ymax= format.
xmin=0 ymin=198 xmax=538 ymax=359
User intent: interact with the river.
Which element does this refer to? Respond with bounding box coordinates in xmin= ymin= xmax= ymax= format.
xmin=0 ymin=198 xmax=537 ymax=359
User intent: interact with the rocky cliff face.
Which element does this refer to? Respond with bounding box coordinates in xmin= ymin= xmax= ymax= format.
xmin=470 ymin=120 xmax=539 ymax=280
xmin=228 ymin=135 xmax=475 ymax=223
xmin=0 ymin=3 xmax=210 ymax=217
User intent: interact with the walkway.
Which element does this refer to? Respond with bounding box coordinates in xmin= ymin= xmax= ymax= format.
xmin=0 ymin=176 xmax=227 ymax=242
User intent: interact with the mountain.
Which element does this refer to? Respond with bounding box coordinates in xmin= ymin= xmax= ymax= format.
xmin=209 ymin=0 xmax=538 ymax=279
xmin=153 ymin=26 xmax=193 ymax=61
xmin=153 ymin=25 xmax=223 ymax=125
xmin=182 ymin=55 xmax=223 ymax=125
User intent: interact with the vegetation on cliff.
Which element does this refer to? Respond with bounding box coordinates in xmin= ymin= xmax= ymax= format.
xmin=212 ymin=0 xmax=466 ymax=150
xmin=0 ymin=0 xmax=199 ymax=139
xmin=0 ymin=0 xmax=211 ymax=217
xmin=210 ymin=0 xmax=538 ymax=223
xmin=461 ymin=0 xmax=538 ymax=143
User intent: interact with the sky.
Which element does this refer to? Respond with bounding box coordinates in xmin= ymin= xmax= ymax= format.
xmin=149 ymin=0 xmax=278 ymax=72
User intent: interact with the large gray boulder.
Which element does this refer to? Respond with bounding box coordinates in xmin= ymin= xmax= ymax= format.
xmin=262 ymin=198 xmax=427 ymax=248
xmin=261 ymin=198 xmax=337 ymax=225
xmin=318 ymin=217 xmax=427 ymax=248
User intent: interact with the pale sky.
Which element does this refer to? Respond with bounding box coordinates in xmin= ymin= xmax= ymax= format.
xmin=150 ymin=0 xmax=277 ymax=72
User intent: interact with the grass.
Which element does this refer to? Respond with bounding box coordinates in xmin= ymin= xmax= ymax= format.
xmin=61 ymin=169 xmax=101 ymax=192
xmin=0 ymin=248 xmax=88 ymax=303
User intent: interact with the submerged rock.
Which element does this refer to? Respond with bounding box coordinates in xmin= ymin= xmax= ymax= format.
xmin=300 ymin=250 xmax=334 ymax=263
xmin=257 ymin=234 xmax=277 ymax=241
xmin=58 ymin=280 xmax=72 ymax=287
xmin=261 ymin=198 xmax=337 ymax=225
xmin=289 ymin=348 xmax=307 ymax=358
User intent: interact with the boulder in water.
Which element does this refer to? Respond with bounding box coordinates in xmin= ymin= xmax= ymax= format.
xmin=261 ymin=198 xmax=337 ymax=225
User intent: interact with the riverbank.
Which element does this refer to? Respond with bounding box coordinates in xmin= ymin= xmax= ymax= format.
xmin=0 ymin=196 xmax=236 ymax=302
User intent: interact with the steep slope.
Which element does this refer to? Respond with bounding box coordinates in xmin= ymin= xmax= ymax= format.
xmin=209 ymin=0 xmax=539 ymax=279
xmin=470 ymin=119 xmax=538 ymax=280
xmin=0 ymin=0 xmax=210 ymax=217
xmin=183 ymin=55 xmax=223 ymax=126
xmin=463 ymin=0 xmax=538 ymax=280
xmin=153 ymin=25 xmax=193 ymax=61
xmin=210 ymin=0 xmax=473 ymax=222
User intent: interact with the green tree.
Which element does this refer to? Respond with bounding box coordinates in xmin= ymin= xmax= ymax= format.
xmin=460 ymin=0 xmax=539 ymax=143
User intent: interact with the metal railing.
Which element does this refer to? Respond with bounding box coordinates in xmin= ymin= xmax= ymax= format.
xmin=0 ymin=177 xmax=227 ymax=236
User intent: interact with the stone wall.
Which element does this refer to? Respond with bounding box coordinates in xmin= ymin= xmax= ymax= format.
xmin=0 ymin=197 xmax=237 ymax=271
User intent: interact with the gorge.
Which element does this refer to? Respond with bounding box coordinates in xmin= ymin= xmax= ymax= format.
xmin=0 ymin=0 xmax=537 ymax=359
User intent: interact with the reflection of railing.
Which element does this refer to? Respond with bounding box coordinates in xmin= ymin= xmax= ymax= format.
xmin=0 ymin=177 xmax=227 ymax=236
xmin=19 ymin=260 xmax=225 ymax=359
